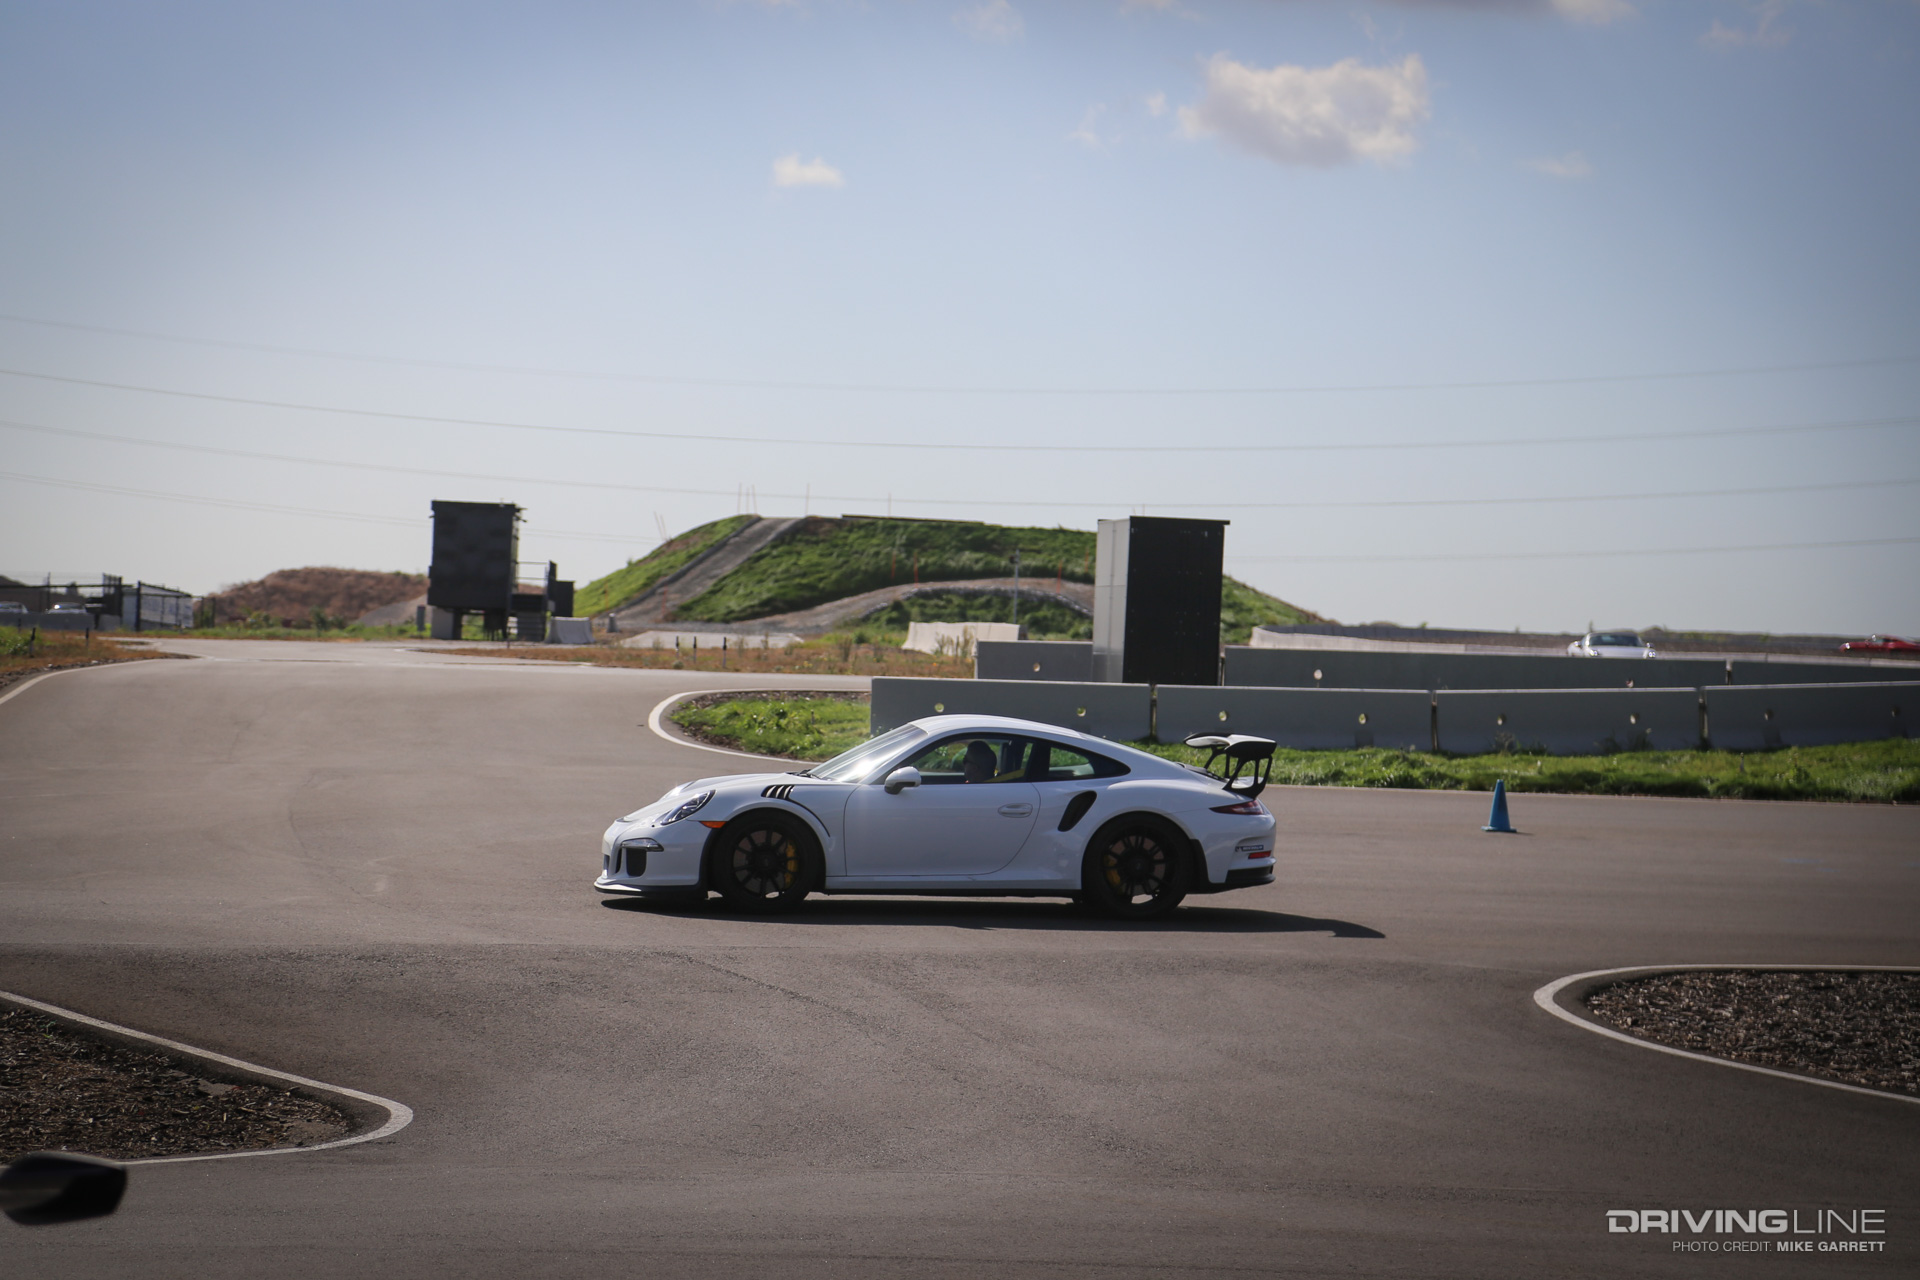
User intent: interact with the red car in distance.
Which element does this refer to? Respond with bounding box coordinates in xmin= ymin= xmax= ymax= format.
xmin=1839 ymin=635 xmax=1920 ymax=654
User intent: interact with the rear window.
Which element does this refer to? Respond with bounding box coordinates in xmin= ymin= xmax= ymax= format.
xmin=1593 ymin=632 xmax=1641 ymax=647
xmin=1031 ymin=741 xmax=1129 ymax=782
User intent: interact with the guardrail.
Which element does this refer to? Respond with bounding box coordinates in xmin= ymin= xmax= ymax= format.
xmin=872 ymin=676 xmax=1917 ymax=754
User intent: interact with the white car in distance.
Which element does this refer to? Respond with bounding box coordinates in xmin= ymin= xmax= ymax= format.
xmin=1567 ymin=630 xmax=1656 ymax=658
xmin=597 ymin=714 xmax=1279 ymax=920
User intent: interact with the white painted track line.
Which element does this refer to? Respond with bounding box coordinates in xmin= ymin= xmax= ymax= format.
xmin=1 ymin=990 xmax=415 ymax=1163
xmin=646 ymin=688 xmax=818 ymax=763
xmin=1534 ymin=964 xmax=1920 ymax=1107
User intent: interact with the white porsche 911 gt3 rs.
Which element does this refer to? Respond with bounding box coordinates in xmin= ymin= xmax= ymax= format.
xmin=597 ymin=713 xmax=1278 ymax=919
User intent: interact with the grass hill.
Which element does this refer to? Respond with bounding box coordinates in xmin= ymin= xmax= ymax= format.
xmin=572 ymin=515 xmax=754 ymax=616
xmin=206 ymin=568 xmax=424 ymax=626
xmin=578 ymin=515 xmax=1322 ymax=642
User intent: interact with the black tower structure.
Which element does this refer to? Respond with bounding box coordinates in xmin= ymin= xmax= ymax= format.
xmin=1091 ymin=516 xmax=1228 ymax=686
xmin=428 ymin=501 xmax=519 ymax=639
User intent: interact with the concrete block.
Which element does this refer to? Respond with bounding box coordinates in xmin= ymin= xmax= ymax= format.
xmin=1703 ymin=682 xmax=1917 ymax=749
xmin=547 ymin=617 xmax=593 ymax=644
xmin=870 ymin=677 xmax=1150 ymax=742
xmin=1156 ymin=685 xmax=1433 ymax=750
xmin=974 ymin=640 xmax=1093 ymax=682
xmin=902 ymin=621 xmax=1021 ymax=657
xmin=1437 ymin=688 xmax=1703 ymax=755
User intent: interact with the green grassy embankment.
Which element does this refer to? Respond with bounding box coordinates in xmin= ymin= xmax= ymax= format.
xmin=573 ymin=515 xmax=757 ymax=616
xmin=862 ymin=589 xmax=1091 ymax=639
xmin=668 ymin=516 xmax=1317 ymax=640
xmin=664 ymin=695 xmax=1920 ymax=801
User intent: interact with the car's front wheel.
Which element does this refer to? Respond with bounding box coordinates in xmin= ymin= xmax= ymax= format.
xmin=1081 ymin=816 xmax=1191 ymax=920
xmin=709 ymin=812 xmax=820 ymax=913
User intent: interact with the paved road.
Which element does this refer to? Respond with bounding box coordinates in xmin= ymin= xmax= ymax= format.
xmin=3 ymin=641 xmax=1915 ymax=1278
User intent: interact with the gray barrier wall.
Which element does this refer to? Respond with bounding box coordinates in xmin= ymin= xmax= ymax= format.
xmin=870 ymin=677 xmax=1150 ymax=742
xmin=1703 ymin=682 xmax=1914 ymax=750
xmin=1 ymin=612 xmax=109 ymax=632
xmin=974 ymin=640 xmax=1093 ymax=682
xmin=1156 ymin=685 xmax=1433 ymax=750
xmin=1436 ymin=688 xmax=1704 ymax=755
xmin=1223 ymin=646 xmax=1895 ymax=692
xmin=1726 ymin=658 xmax=1906 ymax=685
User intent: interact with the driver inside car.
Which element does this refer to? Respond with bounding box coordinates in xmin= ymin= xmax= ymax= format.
xmin=962 ymin=740 xmax=998 ymax=783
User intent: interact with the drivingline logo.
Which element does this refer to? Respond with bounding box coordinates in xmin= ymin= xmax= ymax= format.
xmin=1608 ymin=1209 xmax=1887 ymax=1253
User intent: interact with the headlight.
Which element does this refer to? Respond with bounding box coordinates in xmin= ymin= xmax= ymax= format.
xmin=652 ymin=790 xmax=715 ymax=827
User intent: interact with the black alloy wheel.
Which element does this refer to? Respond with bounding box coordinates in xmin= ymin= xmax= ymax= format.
xmin=1081 ymin=817 xmax=1190 ymax=920
xmin=711 ymin=812 xmax=819 ymax=912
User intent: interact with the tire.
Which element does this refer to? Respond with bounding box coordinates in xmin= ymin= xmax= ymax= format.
xmin=1081 ymin=816 xmax=1191 ymax=920
xmin=709 ymin=812 xmax=820 ymax=913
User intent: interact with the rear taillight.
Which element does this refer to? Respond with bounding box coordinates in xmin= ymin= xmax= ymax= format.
xmin=1211 ymin=799 xmax=1268 ymax=815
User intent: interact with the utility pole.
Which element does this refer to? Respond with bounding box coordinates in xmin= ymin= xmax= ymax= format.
xmin=1011 ymin=548 xmax=1020 ymax=631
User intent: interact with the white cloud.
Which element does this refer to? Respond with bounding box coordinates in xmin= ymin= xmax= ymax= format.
xmin=1178 ymin=54 xmax=1430 ymax=168
xmin=1068 ymin=104 xmax=1108 ymax=149
xmin=1702 ymin=1 xmax=1792 ymax=47
xmin=770 ymin=154 xmax=844 ymax=188
xmin=954 ymin=0 xmax=1023 ymax=42
xmin=1524 ymin=150 xmax=1593 ymax=179
xmin=1146 ymin=91 xmax=1167 ymax=118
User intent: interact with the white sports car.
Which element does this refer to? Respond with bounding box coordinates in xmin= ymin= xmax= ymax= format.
xmin=597 ymin=713 xmax=1278 ymax=919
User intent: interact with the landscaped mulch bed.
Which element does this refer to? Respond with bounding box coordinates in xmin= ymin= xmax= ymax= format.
xmin=1585 ymin=970 xmax=1919 ymax=1096
xmin=0 ymin=1006 xmax=353 ymax=1161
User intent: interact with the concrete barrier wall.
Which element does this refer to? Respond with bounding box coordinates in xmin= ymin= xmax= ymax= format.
xmin=1 ymin=612 xmax=107 ymax=632
xmin=1157 ymin=685 xmax=1433 ymax=750
xmin=974 ymin=640 xmax=1093 ymax=683
xmin=1223 ymin=646 xmax=1888 ymax=692
xmin=1703 ymin=682 xmax=1916 ymax=749
xmin=1436 ymin=688 xmax=1703 ymax=755
xmin=1727 ymin=658 xmax=1906 ymax=685
xmin=871 ymin=677 xmax=1150 ymax=742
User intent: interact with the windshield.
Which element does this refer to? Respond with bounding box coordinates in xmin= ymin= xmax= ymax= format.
xmin=1593 ymin=632 xmax=1640 ymax=647
xmin=801 ymin=723 xmax=927 ymax=783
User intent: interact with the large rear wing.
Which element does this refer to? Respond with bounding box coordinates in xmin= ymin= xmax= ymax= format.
xmin=1182 ymin=733 xmax=1277 ymax=800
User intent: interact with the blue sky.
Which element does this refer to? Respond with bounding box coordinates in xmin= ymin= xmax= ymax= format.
xmin=2 ymin=0 xmax=1916 ymax=634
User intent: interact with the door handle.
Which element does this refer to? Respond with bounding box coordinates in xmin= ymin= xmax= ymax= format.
xmin=997 ymin=803 xmax=1034 ymax=817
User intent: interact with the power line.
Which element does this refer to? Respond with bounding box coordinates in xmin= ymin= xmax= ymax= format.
xmin=1 ymin=365 xmax=1916 ymax=453
xmin=0 ymin=471 xmax=653 ymax=546
xmin=1226 ymin=537 xmax=1920 ymax=564
xmin=0 ymin=312 xmax=1913 ymax=395
xmin=4 ymin=468 xmax=1914 ymax=564
xmin=4 ymin=418 xmax=1917 ymax=511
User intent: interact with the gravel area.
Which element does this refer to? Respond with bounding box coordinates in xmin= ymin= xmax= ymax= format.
xmin=0 ymin=1006 xmax=354 ymax=1161
xmin=1586 ymin=970 xmax=1919 ymax=1097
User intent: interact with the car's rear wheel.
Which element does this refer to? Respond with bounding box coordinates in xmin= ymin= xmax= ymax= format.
xmin=1081 ymin=816 xmax=1190 ymax=920
xmin=709 ymin=812 xmax=819 ymax=913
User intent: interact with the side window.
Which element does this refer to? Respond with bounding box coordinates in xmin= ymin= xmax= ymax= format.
xmin=1034 ymin=742 xmax=1129 ymax=782
xmin=902 ymin=735 xmax=1031 ymax=785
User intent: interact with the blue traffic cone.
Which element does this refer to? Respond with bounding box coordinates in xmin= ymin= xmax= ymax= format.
xmin=1482 ymin=779 xmax=1516 ymax=833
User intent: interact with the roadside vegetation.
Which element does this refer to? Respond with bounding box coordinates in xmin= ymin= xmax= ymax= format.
xmin=573 ymin=514 xmax=756 ymax=616
xmin=1131 ymin=738 xmax=1920 ymax=804
xmin=0 ymin=626 xmax=177 ymax=693
xmin=659 ymin=695 xmax=1920 ymax=802
xmin=671 ymin=692 xmax=870 ymax=760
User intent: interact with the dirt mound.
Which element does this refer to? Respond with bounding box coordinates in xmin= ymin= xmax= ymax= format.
xmin=207 ymin=567 xmax=425 ymax=626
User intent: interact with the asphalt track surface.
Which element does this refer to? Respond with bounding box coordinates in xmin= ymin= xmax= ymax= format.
xmin=3 ymin=640 xmax=1915 ymax=1278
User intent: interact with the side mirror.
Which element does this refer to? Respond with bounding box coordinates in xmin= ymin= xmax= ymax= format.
xmin=883 ymin=767 xmax=922 ymax=795
xmin=1 ymin=1153 xmax=126 ymax=1225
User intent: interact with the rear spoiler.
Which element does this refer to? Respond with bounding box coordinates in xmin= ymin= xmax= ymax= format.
xmin=1182 ymin=733 xmax=1276 ymax=800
